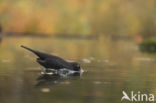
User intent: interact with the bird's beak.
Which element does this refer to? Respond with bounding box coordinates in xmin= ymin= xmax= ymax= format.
xmin=80 ymin=68 xmax=84 ymax=73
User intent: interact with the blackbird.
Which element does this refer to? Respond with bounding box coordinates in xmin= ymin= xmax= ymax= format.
xmin=21 ymin=45 xmax=83 ymax=72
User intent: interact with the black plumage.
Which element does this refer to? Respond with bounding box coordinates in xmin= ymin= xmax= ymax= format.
xmin=21 ymin=45 xmax=82 ymax=71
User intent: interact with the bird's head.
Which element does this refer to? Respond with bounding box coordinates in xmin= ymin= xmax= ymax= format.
xmin=71 ymin=62 xmax=84 ymax=72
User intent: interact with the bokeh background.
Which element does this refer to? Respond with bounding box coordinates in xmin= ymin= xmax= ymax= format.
xmin=0 ymin=0 xmax=156 ymax=37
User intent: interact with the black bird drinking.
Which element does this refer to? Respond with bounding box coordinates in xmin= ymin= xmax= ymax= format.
xmin=21 ymin=45 xmax=83 ymax=72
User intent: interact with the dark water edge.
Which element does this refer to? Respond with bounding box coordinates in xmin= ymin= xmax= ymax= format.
xmin=1 ymin=32 xmax=135 ymax=41
xmin=139 ymin=44 xmax=156 ymax=53
xmin=139 ymin=38 xmax=156 ymax=53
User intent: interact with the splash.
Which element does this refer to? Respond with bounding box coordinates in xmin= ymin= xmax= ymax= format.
xmin=41 ymin=68 xmax=84 ymax=77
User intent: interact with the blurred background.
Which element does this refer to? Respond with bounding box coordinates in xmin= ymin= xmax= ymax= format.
xmin=0 ymin=0 xmax=156 ymax=38
xmin=0 ymin=1 xmax=156 ymax=103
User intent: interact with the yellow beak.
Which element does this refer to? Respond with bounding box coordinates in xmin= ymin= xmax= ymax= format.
xmin=80 ymin=69 xmax=84 ymax=73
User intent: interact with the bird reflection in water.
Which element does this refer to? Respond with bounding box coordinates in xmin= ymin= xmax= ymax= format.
xmin=35 ymin=68 xmax=83 ymax=87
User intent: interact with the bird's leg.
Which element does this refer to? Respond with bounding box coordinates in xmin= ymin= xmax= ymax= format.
xmin=40 ymin=68 xmax=46 ymax=74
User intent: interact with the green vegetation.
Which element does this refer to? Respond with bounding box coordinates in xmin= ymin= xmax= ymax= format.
xmin=141 ymin=39 xmax=156 ymax=46
xmin=139 ymin=38 xmax=156 ymax=53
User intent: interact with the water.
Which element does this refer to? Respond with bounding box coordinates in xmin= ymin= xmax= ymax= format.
xmin=0 ymin=37 xmax=156 ymax=103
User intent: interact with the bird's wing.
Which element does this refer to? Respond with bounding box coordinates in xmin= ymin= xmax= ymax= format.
xmin=37 ymin=58 xmax=47 ymax=67
xmin=37 ymin=58 xmax=71 ymax=69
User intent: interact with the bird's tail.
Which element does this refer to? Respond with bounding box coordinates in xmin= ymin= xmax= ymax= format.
xmin=21 ymin=45 xmax=38 ymax=54
xmin=21 ymin=45 xmax=51 ymax=60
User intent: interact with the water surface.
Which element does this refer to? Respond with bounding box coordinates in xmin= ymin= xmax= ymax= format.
xmin=0 ymin=37 xmax=156 ymax=103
